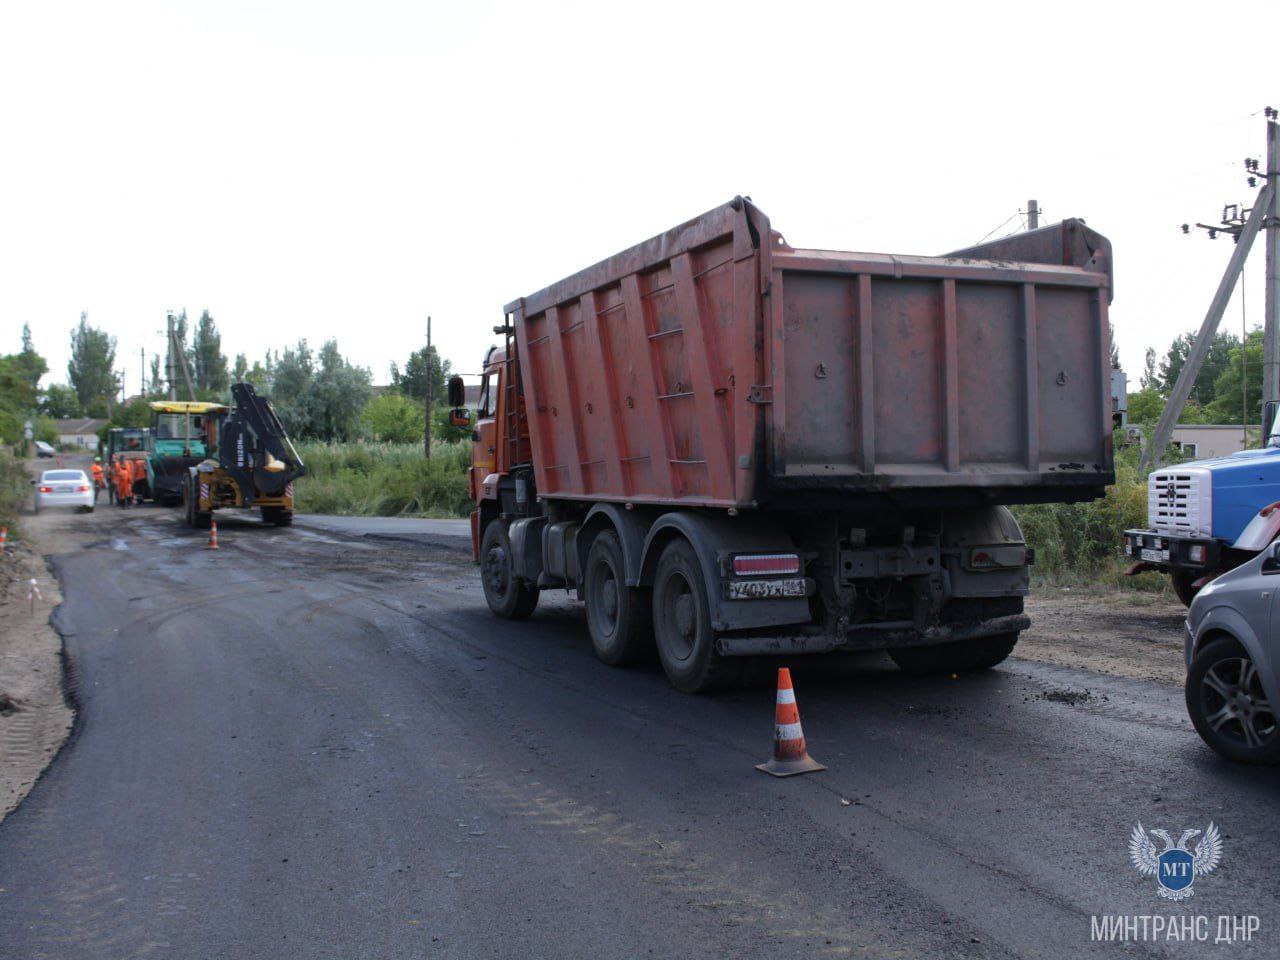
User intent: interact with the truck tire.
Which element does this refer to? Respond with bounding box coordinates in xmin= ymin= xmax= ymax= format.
xmin=261 ymin=506 xmax=294 ymax=527
xmin=181 ymin=476 xmax=194 ymax=526
xmin=1171 ymin=570 xmax=1201 ymax=607
xmin=651 ymin=538 xmax=739 ymax=693
xmin=888 ymin=632 xmax=1019 ymax=675
xmin=1186 ymin=636 xmax=1280 ymax=765
xmin=584 ymin=530 xmax=652 ymax=666
xmin=480 ymin=520 xmax=539 ymax=619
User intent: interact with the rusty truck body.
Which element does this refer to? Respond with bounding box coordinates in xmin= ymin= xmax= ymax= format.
xmin=466 ymin=197 xmax=1114 ymax=692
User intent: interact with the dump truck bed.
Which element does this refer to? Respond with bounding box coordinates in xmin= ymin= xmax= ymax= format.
xmin=505 ymin=198 xmax=1113 ymax=509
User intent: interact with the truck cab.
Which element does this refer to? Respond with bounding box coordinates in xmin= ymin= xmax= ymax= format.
xmin=1126 ymin=404 xmax=1280 ymax=604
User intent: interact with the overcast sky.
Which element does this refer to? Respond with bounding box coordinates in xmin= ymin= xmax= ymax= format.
xmin=1 ymin=1 xmax=1274 ymax=396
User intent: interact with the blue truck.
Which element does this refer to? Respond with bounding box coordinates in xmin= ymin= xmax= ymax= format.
xmin=1125 ymin=413 xmax=1280 ymax=605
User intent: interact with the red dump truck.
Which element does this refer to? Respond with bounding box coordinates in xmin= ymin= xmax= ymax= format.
xmin=460 ymin=197 xmax=1114 ymax=692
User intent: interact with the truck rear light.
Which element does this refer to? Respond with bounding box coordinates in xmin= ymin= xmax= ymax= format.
xmin=967 ymin=545 xmax=1027 ymax=570
xmin=732 ymin=553 xmax=801 ymax=576
xmin=1188 ymin=544 xmax=1206 ymax=563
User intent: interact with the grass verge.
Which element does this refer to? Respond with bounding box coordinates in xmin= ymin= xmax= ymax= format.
xmin=292 ymin=440 xmax=471 ymax=518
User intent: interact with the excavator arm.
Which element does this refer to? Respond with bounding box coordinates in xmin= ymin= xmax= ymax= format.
xmin=217 ymin=383 xmax=306 ymax=506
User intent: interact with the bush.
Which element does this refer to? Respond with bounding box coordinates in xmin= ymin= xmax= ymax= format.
xmin=0 ymin=453 xmax=29 ymax=529
xmin=292 ymin=440 xmax=471 ymax=518
xmin=1011 ymin=442 xmax=1165 ymax=585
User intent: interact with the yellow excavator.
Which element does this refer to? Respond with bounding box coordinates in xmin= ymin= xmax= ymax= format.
xmin=180 ymin=383 xmax=305 ymax=528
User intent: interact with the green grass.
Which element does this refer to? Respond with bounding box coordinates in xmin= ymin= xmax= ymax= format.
xmin=292 ymin=440 xmax=472 ymax=518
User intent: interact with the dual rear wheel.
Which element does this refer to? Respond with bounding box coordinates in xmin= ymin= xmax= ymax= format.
xmin=482 ymin=519 xmax=1017 ymax=693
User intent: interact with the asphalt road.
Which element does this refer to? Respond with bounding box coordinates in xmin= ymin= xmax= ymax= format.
xmin=2 ymin=503 xmax=1278 ymax=958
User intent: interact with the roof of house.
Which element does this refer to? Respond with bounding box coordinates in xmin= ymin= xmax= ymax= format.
xmin=53 ymin=418 xmax=108 ymax=435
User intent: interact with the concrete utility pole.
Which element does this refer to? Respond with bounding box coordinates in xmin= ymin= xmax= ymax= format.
xmin=1027 ymin=199 xmax=1039 ymax=230
xmin=1143 ymin=183 xmax=1274 ymax=472
xmin=424 ymin=315 xmax=433 ymax=461
xmin=166 ymin=312 xmax=177 ymax=400
xmin=1264 ymin=111 xmax=1280 ymax=405
xmin=140 ymin=348 xmax=146 ymax=397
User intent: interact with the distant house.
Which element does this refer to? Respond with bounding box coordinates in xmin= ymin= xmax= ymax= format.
xmin=1169 ymin=424 xmax=1261 ymax=460
xmin=54 ymin=418 xmax=107 ymax=449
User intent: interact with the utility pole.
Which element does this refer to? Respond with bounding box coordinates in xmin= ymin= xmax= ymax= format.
xmin=1143 ymin=185 xmax=1272 ymax=471
xmin=424 ymin=315 xmax=432 ymax=461
xmin=140 ymin=348 xmax=146 ymax=397
xmin=166 ymin=312 xmax=177 ymax=400
xmin=1142 ymin=110 xmax=1280 ymax=472
xmin=1264 ymin=109 xmax=1280 ymax=405
xmin=1027 ymin=199 xmax=1039 ymax=230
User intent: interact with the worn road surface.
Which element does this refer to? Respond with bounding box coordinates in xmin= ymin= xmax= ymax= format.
xmin=1 ymin=498 xmax=1278 ymax=958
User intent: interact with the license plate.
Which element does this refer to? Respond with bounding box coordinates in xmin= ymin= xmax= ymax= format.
xmin=1140 ymin=548 xmax=1168 ymax=563
xmin=727 ymin=578 xmax=806 ymax=600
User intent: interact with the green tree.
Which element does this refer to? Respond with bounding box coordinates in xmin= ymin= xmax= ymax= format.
xmin=1206 ymin=328 xmax=1264 ymax=425
xmin=68 ymin=312 xmax=119 ymax=415
xmin=1158 ymin=329 xmax=1237 ymax=407
xmin=191 ymin=310 xmax=229 ymax=393
xmin=392 ymin=346 xmax=451 ymax=404
xmin=362 ymin=391 xmax=424 ymax=443
xmin=1126 ymin=387 xmax=1164 ymax=424
xmin=1139 ymin=347 xmax=1158 ymax=390
xmin=38 ymin=383 xmax=82 ymax=418
xmin=308 ymin=340 xmax=372 ymax=441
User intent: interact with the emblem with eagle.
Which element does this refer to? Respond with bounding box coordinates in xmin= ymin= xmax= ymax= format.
xmin=1129 ymin=822 xmax=1222 ymax=900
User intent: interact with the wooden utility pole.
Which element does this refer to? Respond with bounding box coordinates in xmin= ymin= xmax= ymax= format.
xmin=424 ymin=315 xmax=432 ymax=460
xmin=1027 ymin=199 xmax=1039 ymax=230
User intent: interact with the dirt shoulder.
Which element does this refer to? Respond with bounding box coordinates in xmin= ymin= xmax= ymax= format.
xmin=0 ymin=518 xmax=75 ymax=822
xmin=1016 ymin=586 xmax=1188 ymax=686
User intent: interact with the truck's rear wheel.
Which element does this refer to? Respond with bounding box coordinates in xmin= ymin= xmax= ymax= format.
xmin=1171 ymin=570 xmax=1201 ymax=607
xmin=888 ymin=632 xmax=1019 ymax=675
xmin=652 ymin=539 xmax=739 ymax=693
xmin=584 ymin=530 xmax=652 ymax=665
xmin=480 ymin=520 xmax=539 ymax=619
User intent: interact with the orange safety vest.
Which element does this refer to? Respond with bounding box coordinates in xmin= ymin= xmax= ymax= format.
xmin=91 ymin=463 xmax=104 ymax=483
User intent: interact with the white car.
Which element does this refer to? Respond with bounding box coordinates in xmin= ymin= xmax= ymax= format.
xmin=34 ymin=469 xmax=95 ymax=514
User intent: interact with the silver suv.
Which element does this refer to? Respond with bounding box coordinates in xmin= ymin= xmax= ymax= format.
xmin=1185 ymin=543 xmax=1280 ymax=764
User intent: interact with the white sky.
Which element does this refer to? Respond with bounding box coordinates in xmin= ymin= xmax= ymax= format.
xmin=1 ymin=1 xmax=1274 ymax=393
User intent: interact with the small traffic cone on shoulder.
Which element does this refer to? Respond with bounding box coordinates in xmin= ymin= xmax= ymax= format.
xmin=207 ymin=519 xmax=219 ymax=550
xmin=756 ymin=667 xmax=825 ymax=777
xmin=0 ymin=526 xmax=7 ymax=554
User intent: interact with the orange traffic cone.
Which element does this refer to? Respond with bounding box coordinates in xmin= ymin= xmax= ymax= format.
xmin=0 ymin=526 xmax=7 ymax=554
xmin=207 ymin=519 xmax=219 ymax=550
xmin=756 ymin=667 xmax=825 ymax=777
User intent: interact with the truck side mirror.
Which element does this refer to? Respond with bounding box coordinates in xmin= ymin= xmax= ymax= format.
xmin=1264 ymin=400 xmax=1278 ymax=442
xmin=449 ymin=409 xmax=472 ymax=429
xmin=447 ymin=375 xmax=466 ymax=409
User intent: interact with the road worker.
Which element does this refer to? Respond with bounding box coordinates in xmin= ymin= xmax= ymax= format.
xmin=90 ymin=458 xmax=105 ymax=503
xmin=129 ymin=457 xmax=148 ymax=504
xmin=114 ymin=458 xmax=133 ymax=508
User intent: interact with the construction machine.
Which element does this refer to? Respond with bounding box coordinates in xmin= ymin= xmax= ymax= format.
xmin=148 ymin=401 xmax=229 ymax=504
xmin=180 ymin=383 xmax=305 ymax=528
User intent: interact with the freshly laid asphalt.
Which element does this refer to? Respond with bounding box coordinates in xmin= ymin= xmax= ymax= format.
xmin=1 ymin=504 xmax=1277 ymax=958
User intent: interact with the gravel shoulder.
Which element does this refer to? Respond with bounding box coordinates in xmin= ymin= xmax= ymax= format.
xmin=1017 ymin=586 xmax=1187 ymax=686
xmin=0 ymin=465 xmax=81 ymax=823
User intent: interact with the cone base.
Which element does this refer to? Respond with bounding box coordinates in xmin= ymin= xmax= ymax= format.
xmin=755 ymin=755 xmax=826 ymax=777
